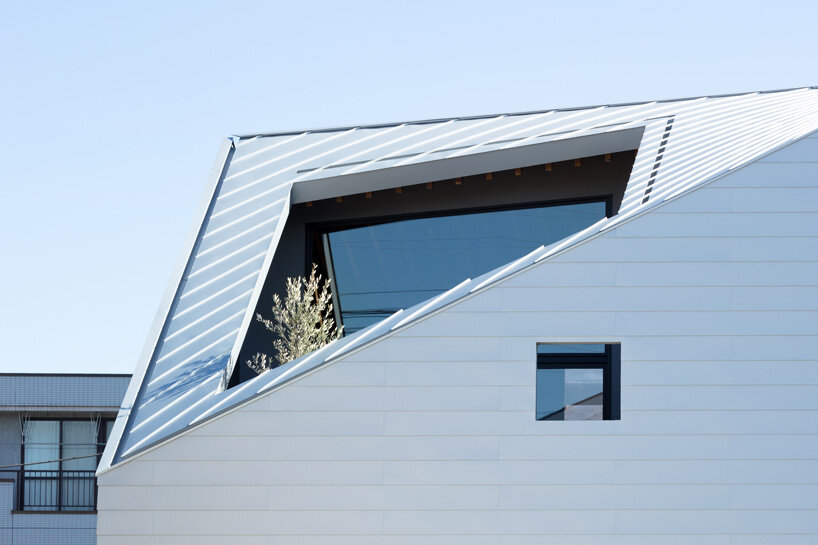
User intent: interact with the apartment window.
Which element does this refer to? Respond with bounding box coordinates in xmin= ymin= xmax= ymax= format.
xmin=20 ymin=418 xmax=112 ymax=511
xmin=536 ymin=344 xmax=620 ymax=420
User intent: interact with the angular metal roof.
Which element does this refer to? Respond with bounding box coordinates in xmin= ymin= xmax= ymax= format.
xmin=100 ymin=87 xmax=818 ymax=471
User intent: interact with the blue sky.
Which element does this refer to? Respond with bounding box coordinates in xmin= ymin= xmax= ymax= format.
xmin=1 ymin=1 xmax=816 ymax=374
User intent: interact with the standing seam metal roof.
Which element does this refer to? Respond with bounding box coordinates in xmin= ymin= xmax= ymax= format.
xmin=100 ymin=87 xmax=818 ymax=471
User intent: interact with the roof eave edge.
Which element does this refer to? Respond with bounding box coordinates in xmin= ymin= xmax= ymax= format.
xmin=232 ymin=86 xmax=817 ymax=140
xmin=97 ymin=137 xmax=235 ymax=476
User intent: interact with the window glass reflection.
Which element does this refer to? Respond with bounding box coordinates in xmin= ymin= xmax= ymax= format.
xmin=325 ymin=200 xmax=606 ymax=333
xmin=536 ymin=368 xmax=604 ymax=420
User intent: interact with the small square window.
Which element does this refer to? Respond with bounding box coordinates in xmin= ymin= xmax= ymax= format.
xmin=536 ymin=343 xmax=620 ymax=420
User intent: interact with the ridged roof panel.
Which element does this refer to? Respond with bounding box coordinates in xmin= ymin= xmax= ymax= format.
xmin=101 ymin=87 xmax=818 ymax=470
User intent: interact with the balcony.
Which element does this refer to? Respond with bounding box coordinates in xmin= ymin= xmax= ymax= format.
xmin=16 ymin=469 xmax=97 ymax=512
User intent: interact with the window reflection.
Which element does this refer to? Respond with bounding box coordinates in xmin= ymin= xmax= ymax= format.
xmin=536 ymin=368 xmax=604 ymax=420
xmin=323 ymin=200 xmax=607 ymax=333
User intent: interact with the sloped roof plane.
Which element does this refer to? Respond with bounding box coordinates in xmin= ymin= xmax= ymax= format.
xmin=99 ymin=87 xmax=818 ymax=472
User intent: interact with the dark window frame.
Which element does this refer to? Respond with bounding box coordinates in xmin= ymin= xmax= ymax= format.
xmin=536 ymin=344 xmax=621 ymax=421
xmin=18 ymin=416 xmax=114 ymax=512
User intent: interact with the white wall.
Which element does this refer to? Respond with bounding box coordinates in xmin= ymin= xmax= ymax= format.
xmin=98 ymin=132 xmax=818 ymax=544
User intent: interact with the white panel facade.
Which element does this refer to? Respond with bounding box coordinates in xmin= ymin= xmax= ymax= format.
xmin=98 ymin=133 xmax=818 ymax=542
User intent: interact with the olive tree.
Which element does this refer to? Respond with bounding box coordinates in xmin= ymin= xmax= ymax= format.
xmin=246 ymin=264 xmax=342 ymax=374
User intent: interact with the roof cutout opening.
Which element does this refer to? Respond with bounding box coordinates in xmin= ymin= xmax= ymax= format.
xmin=227 ymin=150 xmax=636 ymax=387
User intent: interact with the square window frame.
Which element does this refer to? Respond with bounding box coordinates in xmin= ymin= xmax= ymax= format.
xmin=536 ymin=343 xmax=621 ymax=421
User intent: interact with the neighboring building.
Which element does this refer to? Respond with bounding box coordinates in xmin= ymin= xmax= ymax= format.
xmin=99 ymin=88 xmax=818 ymax=543
xmin=0 ymin=374 xmax=130 ymax=544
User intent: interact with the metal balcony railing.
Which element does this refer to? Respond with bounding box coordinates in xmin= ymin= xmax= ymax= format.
xmin=16 ymin=469 xmax=97 ymax=511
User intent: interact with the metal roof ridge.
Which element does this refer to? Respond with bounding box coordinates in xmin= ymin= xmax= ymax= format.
xmin=231 ymin=86 xmax=817 ymax=140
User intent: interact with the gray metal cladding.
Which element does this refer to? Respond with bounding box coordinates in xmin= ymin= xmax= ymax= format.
xmin=104 ymin=87 xmax=818 ymax=468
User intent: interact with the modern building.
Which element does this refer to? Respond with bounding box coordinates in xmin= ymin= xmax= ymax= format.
xmin=0 ymin=373 xmax=130 ymax=544
xmin=98 ymin=88 xmax=818 ymax=543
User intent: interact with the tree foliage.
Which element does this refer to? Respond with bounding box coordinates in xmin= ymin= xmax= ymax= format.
xmin=246 ymin=264 xmax=342 ymax=374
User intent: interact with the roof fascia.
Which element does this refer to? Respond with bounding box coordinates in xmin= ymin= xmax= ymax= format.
xmin=98 ymin=137 xmax=236 ymax=474
xmin=289 ymin=127 xmax=645 ymax=204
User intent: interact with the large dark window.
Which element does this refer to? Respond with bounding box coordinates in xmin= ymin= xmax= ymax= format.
xmin=20 ymin=418 xmax=113 ymax=511
xmin=536 ymin=344 xmax=620 ymax=420
xmin=314 ymin=198 xmax=609 ymax=334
